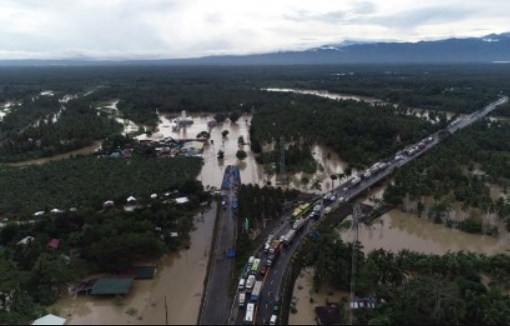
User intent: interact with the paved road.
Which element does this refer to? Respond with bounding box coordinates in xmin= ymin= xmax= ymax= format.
xmin=199 ymin=167 xmax=238 ymax=325
xmin=230 ymin=95 xmax=508 ymax=325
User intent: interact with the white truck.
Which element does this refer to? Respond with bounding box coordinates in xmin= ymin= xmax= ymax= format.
xmin=292 ymin=218 xmax=307 ymax=231
xmin=282 ymin=229 xmax=297 ymax=245
xmin=245 ymin=275 xmax=256 ymax=292
xmin=351 ymin=176 xmax=361 ymax=185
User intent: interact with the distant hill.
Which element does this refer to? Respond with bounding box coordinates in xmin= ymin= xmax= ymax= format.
xmin=1 ymin=33 xmax=510 ymax=66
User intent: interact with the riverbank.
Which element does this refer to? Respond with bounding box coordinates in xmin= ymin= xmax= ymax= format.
xmin=50 ymin=203 xmax=217 ymax=325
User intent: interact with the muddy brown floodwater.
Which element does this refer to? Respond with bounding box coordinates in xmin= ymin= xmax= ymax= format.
xmin=51 ymin=203 xmax=216 ymax=325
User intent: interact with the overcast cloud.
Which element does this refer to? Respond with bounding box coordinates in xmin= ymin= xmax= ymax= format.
xmin=0 ymin=0 xmax=508 ymax=60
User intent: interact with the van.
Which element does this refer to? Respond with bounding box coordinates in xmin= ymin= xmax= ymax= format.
xmin=239 ymin=293 xmax=246 ymax=307
xmin=270 ymin=314 xmax=277 ymax=325
xmin=238 ymin=278 xmax=245 ymax=290
xmin=248 ymin=256 xmax=255 ymax=265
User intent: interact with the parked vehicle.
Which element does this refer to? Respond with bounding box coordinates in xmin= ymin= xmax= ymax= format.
xmin=239 ymin=293 xmax=246 ymax=307
xmin=267 ymin=240 xmax=282 ymax=266
xmin=245 ymin=275 xmax=256 ymax=292
xmin=282 ymin=229 xmax=297 ymax=245
xmin=247 ymin=256 xmax=255 ymax=265
xmin=324 ymin=206 xmax=332 ymax=215
xmin=270 ymin=315 xmax=277 ymax=325
xmin=250 ymin=281 xmax=263 ymax=302
xmin=245 ymin=303 xmax=255 ymax=324
xmin=351 ymin=177 xmax=361 ymax=185
xmin=292 ymin=218 xmax=307 ymax=231
xmin=238 ymin=278 xmax=246 ymax=290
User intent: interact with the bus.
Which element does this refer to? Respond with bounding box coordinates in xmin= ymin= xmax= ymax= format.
xmin=292 ymin=203 xmax=311 ymax=220
xmin=244 ymin=303 xmax=255 ymax=325
xmin=251 ymin=258 xmax=261 ymax=275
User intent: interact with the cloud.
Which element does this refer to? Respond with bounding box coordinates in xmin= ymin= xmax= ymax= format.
xmin=0 ymin=0 xmax=508 ymax=60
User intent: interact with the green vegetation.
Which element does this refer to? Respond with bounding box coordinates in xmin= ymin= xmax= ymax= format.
xmin=0 ymin=156 xmax=203 ymax=217
xmin=235 ymin=150 xmax=247 ymax=161
xmin=293 ymin=225 xmax=510 ymax=325
xmin=0 ymin=98 xmax=122 ymax=162
xmin=0 ymin=153 xmax=206 ymax=324
xmin=383 ymin=119 xmax=510 ymax=235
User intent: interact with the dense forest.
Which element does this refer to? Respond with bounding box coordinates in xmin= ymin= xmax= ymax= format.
xmin=294 ymin=223 xmax=510 ymax=325
xmin=0 ymin=97 xmax=122 ymax=162
xmin=1 ymin=64 xmax=508 ymax=163
xmin=383 ymin=119 xmax=510 ymax=235
xmin=0 ymin=156 xmax=203 ymax=217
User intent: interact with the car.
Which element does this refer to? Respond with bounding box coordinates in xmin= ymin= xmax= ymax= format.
xmin=260 ymin=265 xmax=268 ymax=275
xmin=273 ymin=304 xmax=280 ymax=314
xmin=324 ymin=206 xmax=332 ymax=215
xmin=338 ymin=197 xmax=345 ymax=203
xmin=330 ymin=195 xmax=337 ymax=202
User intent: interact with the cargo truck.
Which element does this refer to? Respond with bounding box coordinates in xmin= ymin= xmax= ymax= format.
xmin=250 ymin=281 xmax=263 ymax=302
xmin=267 ymin=240 xmax=282 ymax=266
xmin=292 ymin=218 xmax=307 ymax=231
xmin=282 ymin=229 xmax=297 ymax=246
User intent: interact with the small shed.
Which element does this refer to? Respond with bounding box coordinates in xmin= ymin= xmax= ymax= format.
xmin=18 ymin=236 xmax=35 ymax=246
xmin=90 ymin=278 xmax=134 ymax=295
xmin=103 ymin=200 xmax=115 ymax=208
xmin=48 ymin=239 xmax=60 ymax=250
xmin=175 ymin=197 xmax=189 ymax=204
xmin=32 ymin=314 xmax=66 ymax=325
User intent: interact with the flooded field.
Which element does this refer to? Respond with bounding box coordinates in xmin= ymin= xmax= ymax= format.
xmin=289 ymin=268 xmax=347 ymax=326
xmin=51 ymin=203 xmax=216 ymax=325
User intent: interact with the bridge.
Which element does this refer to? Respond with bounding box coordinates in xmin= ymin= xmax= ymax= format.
xmin=227 ymin=95 xmax=508 ymax=325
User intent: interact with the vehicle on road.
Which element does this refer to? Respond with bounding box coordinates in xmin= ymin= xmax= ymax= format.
xmin=251 ymin=259 xmax=261 ymax=275
xmin=281 ymin=229 xmax=297 ymax=246
xmin=263 ymin=234 xmax=274 ymax=253
xmin=239 ymin=292 xmax=246 ymax=308
xmin=351 ymin=176 xmax=361 ymax=185
xmin=238 ymin=278 xmax=245 ymax=290
xmin=244 ymin=303 xmax=255 ymax=325
xmin=292 ymin=218 xmax=307 ymax=231
xmin=270 ymin=315 xmax=277 ymax=325
xmin=324 ymin=206 xmax=332 ymax=215
xmin=248 ymin=256 xmax=255 ymax=265
xmin=246 ymin=275 xmax=256 ymax=292
xmin=250 ymin=281 xmax=263 ymax=302
xmin=267 ymin=239 xmax=283 ymax=266
xmin=260 ymin=264 xmax=268 ymax=275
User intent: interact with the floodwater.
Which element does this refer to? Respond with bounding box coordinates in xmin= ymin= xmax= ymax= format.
xmin=341 ymin=185 xmax=510 ymax=255
xmin=289 ymin=268 xmax=348 ymax=326
xmin=263 ymin=88 xmax=469 ymax=121
xmin=143 ymin=113 xmax=349 ymax=193
xmin=99 ymin=100 xmax=142 ymax=135
xmin=51 ymin=203 xmax=216 ymax=325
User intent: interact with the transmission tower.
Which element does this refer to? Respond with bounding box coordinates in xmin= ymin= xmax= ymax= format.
xmin=276 ymin=136 xmax=287 ymax=186
xmin=349 ymin=203 xmax=362 ymax=325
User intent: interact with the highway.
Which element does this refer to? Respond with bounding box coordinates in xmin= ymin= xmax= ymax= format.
xmin=229 ymin=95 xmax=508 ymax=325
xmin=199 ymin=166 xmax=239 ymax=325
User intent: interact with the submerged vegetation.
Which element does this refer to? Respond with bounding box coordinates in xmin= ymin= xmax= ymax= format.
xmin=383 ymin=119 xmax=510 ymax=235
xmin=295 ymin=224 xmax=510 ymax=325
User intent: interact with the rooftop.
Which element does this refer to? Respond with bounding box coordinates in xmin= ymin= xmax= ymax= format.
xmin=90 ymin=278 xmax=134 ymax=295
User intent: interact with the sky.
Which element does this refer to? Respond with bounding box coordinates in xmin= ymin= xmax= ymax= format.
xmin=0 ymin=0 xmax=508 ymax=60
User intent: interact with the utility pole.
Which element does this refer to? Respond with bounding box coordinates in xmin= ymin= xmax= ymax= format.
xmin=349 ymin=203 xmax=361 ymax=325
xmin=276 ymin=136 xmax=287 ymax=186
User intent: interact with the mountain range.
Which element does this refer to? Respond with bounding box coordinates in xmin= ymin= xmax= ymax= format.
xmin=1 ymin=33 xmax=510 ymax=66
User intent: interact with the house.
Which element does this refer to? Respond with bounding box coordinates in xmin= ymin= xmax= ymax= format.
xmin=315 ymin=303 xmax=341 ymax=325
xmin=50 ymin=208 xmax=64 ymax=214
xmin=48 ymin=239 xmax=60 ymax=250
xmin=350 ymin=296 xmax=377 ymax=309
xmin=103 ymin=200 xmax=115 ymax=208
xmin=126 ymin=196 xmax=137 ymax=204
xmin=33 ymin=211 xmax=45 ymax=217
xmin=18 ymin=236 xmax=35 ymax=246
xmin=175 ymin=197 xmax=190 ymax=204
xmin=31 ymin=314 xmax=66 ymax=325
xmin=150 ymin=193 xmax=158 ymax=199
